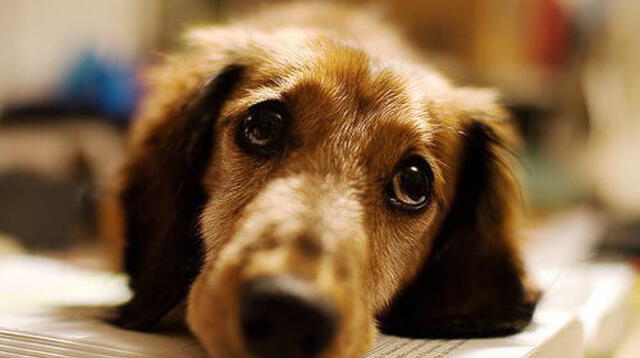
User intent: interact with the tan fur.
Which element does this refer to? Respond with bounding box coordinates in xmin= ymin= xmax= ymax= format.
xmin=108 ymin=3 xmax=536 ymax=358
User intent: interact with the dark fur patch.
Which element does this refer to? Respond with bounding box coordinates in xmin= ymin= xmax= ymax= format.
xmin=296 ymin=234 xmax=323 ymax=257
xmin=378 ymin=121 xmax=538 ymax=338
xmin=113 ymin=65 xmax=244 ymax=330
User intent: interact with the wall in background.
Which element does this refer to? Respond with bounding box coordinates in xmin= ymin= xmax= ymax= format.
xmin=0 ymin=0 xmax=160 ymax=110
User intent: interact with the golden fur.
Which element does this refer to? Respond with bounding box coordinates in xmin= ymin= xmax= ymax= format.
xmin=105 ymin=3 xmax=538 ymax=358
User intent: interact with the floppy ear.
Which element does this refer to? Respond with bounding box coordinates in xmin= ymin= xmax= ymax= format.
xmin=379 ymin=89 xmax=539 ymax=338
xmin=112 ymin=64 xmax=243 ymax=330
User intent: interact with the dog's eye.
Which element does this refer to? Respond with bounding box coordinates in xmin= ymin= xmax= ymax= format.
xmin=387 ymin=156 xmax=433 ymax=211
xmin=236 ymin=100 xmax=288 ymax=156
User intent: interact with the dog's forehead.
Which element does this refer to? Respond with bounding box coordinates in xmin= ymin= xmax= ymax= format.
xmin=247 ymin=40 xmax=442 ymax=156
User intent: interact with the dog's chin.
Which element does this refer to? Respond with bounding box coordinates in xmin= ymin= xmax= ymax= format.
xmin=186 ymin=239 xmax=376 ymax=358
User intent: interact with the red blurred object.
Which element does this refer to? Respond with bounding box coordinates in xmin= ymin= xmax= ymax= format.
xmin=530 ymin=0 xmax=571 ymax=69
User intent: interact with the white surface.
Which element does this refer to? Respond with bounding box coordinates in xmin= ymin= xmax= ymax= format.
xmin=1 ymin=254 xmax=627 ymax=358
xmin=525 ymin=209 xmax=636 ymax=356
xmin=0 ymin=255 xmax=205 ymax=358
xmin=446 ymin=312 xmax=582 ymax=358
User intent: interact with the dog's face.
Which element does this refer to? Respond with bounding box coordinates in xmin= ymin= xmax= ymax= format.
xmin=109 ymin=29 xmax=538 ymax=358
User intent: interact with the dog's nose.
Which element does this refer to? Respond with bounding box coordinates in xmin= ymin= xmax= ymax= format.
xmin=240 ymin=276 xmax=338 ymax=358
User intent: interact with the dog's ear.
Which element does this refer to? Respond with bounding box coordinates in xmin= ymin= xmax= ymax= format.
xmin=379 ymin=88 xmax=539 ymax=338
xmin=112 ymin=64 xmax=243 ymax=330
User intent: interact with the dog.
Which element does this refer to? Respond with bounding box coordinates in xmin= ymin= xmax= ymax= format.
xmin=103 ymin=3 xmax=539 ymax=358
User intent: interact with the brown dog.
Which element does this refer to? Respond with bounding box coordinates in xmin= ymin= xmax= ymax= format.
xmin=105 ymin=3 xmax=539 ymax=358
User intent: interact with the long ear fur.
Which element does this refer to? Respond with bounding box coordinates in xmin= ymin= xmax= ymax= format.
xmin=112 ymin=64 xmax=243 ymax=330
xmin=379 ymin=90 xmax=539 ymax=338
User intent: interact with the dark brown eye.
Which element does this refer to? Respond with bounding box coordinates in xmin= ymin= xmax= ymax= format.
xmin=387 ymin=156 xmax=433 ymax=211
xmin=236 ymin=100 xmax=288 ymax=156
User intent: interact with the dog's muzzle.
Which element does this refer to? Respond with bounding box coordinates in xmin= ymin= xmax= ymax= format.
xmin=240 ymin=276 xmax=339 ymax=358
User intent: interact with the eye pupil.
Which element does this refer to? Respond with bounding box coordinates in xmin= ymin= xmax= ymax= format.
xmin=245 ymin=111 xmax=281 ymax=146
xmin=397 ymin=166 xmax=425 ymax=202
xmin=388 ymin=157 xmax=433 ymax=210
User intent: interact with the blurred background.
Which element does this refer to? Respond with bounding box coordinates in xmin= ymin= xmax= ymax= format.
xmin=0 ymin=0 xmax=638 ymax=355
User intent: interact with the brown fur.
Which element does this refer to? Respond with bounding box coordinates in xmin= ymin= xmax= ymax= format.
xmin=105 ymin=3 xmax=538 ymax=358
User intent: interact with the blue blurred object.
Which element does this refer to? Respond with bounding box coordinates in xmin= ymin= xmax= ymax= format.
xmin=59 ymin=49 xmax=141 ymax=124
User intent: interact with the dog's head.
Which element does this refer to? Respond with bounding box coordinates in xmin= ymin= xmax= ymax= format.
xmin=109 ymin=27 xmax=538 ymax=358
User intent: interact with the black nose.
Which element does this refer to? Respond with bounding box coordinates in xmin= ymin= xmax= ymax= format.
xmin=239 ymin=276 xmax=338 ymax=358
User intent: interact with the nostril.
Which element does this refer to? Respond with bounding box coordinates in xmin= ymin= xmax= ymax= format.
xmin=240 ymin=276 xmax=338 ymax=358
xmin=242 ymin=315 xmax=272 ymax=341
